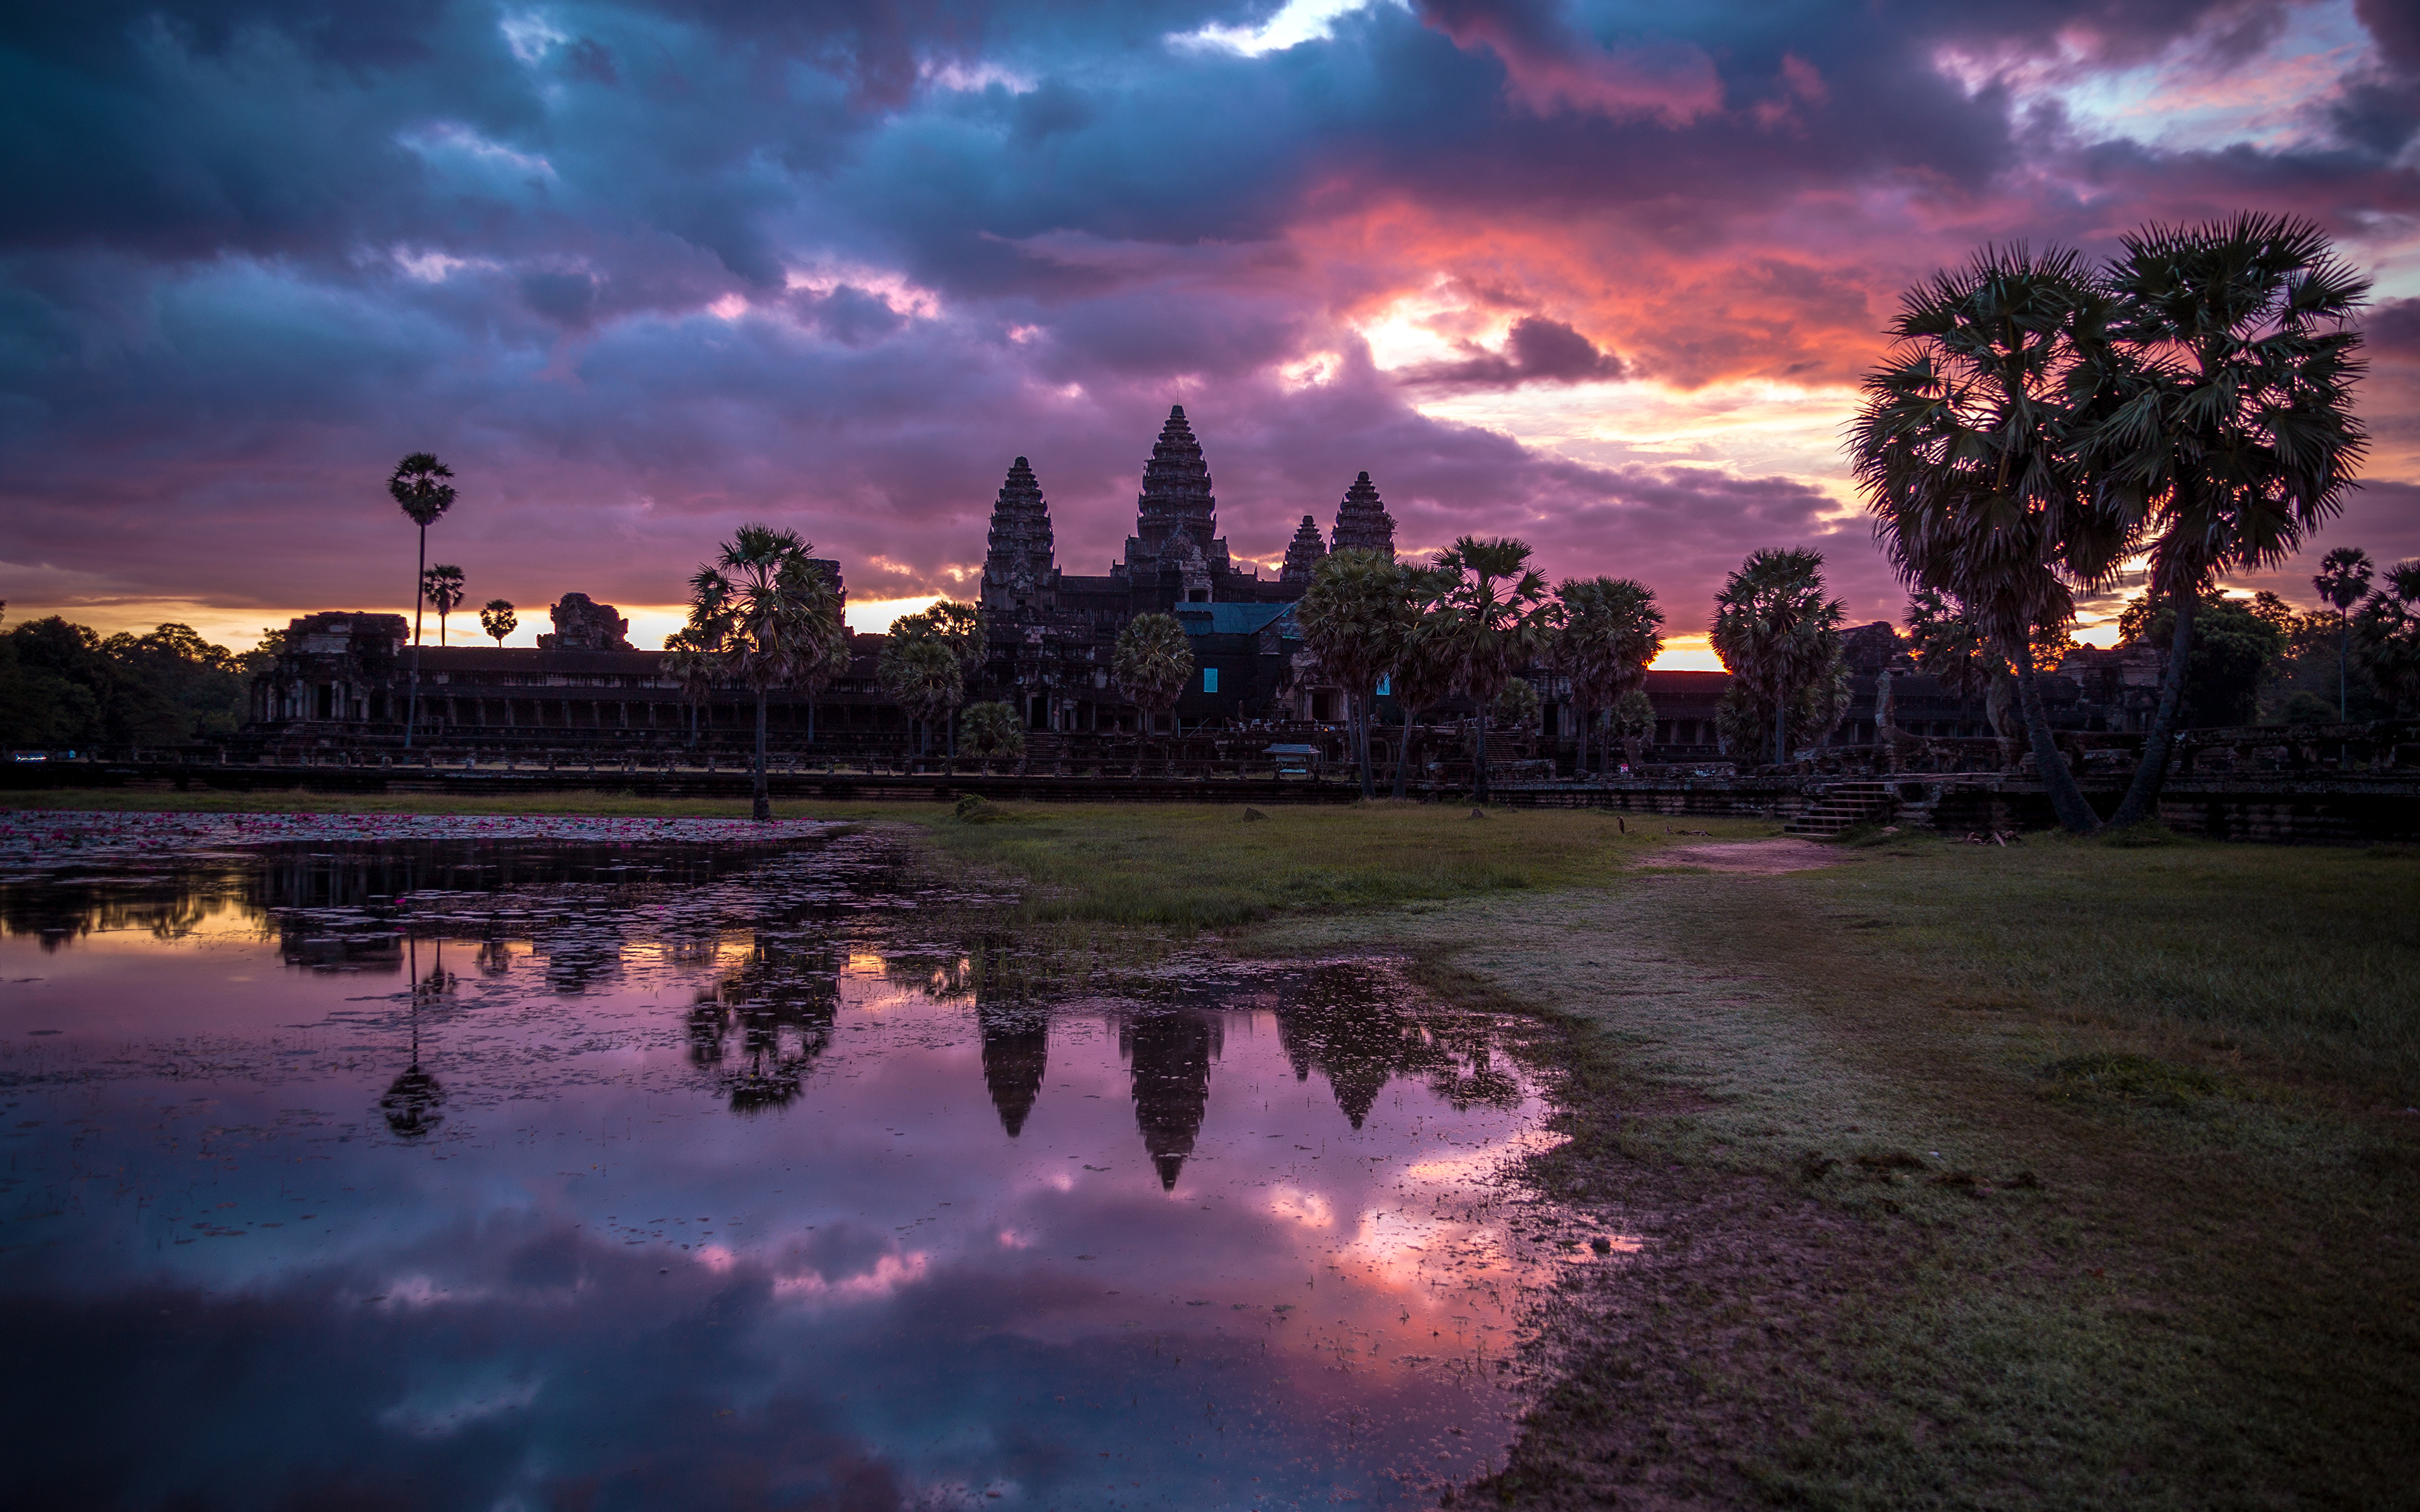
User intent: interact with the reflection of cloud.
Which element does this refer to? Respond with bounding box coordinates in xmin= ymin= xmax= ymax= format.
xmin=1267 ymin=1186 xmax=1334 ymax=1229
xmin=772 ymin=1251 xmax=930 ymax=1305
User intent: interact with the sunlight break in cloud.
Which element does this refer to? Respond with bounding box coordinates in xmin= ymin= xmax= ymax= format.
xmin=1177 ymin=0 xmax=1407 ymax=58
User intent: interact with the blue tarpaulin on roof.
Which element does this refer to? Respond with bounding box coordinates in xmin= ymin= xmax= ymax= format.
xmin=1172 ymin=602 xmax=1294 ymax=636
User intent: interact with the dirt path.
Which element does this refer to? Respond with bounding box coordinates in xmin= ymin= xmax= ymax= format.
xmin=1651 ymin=835 xmax=1847 ymax=874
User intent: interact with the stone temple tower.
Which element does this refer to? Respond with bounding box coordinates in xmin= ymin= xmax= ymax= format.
xmin=1119 ymin=406 xmax=1232 ymax=600
xmin=1329 ymin=471 xmax=1396 ymax=559
xmin=979 ymin=455 xmax=1056 ymax=614
xmin=1280 ymin=515 xmax=1328 ymax=583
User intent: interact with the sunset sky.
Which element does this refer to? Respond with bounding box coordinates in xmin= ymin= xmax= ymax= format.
xmin=5 ymin=0 xmax=2417 ymax=667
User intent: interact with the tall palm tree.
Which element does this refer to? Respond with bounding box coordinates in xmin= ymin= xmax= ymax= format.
xmin=1387 ymin=581 xmax=1458 ymax=799
xmin=1551 ymin=576 xmax=1664 ymax=779
xmin=1848 ymin=245 xmax=2118 ymax=831
xmin=800 ymin=622 xmax=853 ymax=746
xmin=2083 ymin=214 xmax=2369 ymax=827
xmin=2313 ymin=546 xmax=2373 ymax=721
xmin=879 ymin=614 xmax=968 ymax=758
xmin=1112 ymin=613 xmax=1194 ymax=765
xmin=661 ymin=625 xmax=720 ymax=745
xmin=1708 ymin=547 xmax=1845 ymax=768
xmin=919 ymin=600 xmax=986 ymax=756
xmin=388 ymin=453 xmax=456 ymax=747
xmin=1418 ymin=537 xmax=1554 ymax=803
xmin=1296 ymin=549 xmax=1413 ymax=797
xmin=422 ymin=566 xmax=466 ymax=646
xmin=686 ymin=524 xmax=844 ymax=820
xmin=480 ymin=598 xmax=516 ymax=648
xmin=2352 ymin=559 xmax=2420 ymax=716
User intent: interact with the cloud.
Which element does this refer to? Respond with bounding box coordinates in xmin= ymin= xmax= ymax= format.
xmin=1398 ymin=314 xmax=1625 ymax=389
xmin=1 ymin=0 xmax=2414 ymax=645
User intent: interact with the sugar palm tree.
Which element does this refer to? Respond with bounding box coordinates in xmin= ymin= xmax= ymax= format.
xmin=1417 ymin=537 xmax=1554 ymax=803
xmin=1708 ymin=547 xmax=1845 ymax=768
xmin=388 ymin=452 xmax=456 ymax=747
xmin=878 ymin=614 xmax=967 ymax=759
xmin=479 ymin=598 xmax=516 ymax=648
xmin=1848 ymin=246 xmax=2117 ymax=830
xmin=685 ymin=525 xmax=844 ymax=820
xmin=2082 ymin=214 xmax=2368 ymax=827
xmin=918 ymin=600 xmax=986 ymax=757
xmin=1387 ymin=583 xmax=1458 ymax=798
xmin=1296 ymin=549 xmax=1414 ymax=797
xmin=1112 ymin=612 xmax=1194 ymax=765
xmin=2313 ymin=546 xmax=2374 ymax=721
xmin=422 ymin=566 xmax=466 ymax=646
xmin=661 ymin=625 xmax=719 ymax=746
xmin=2352 ymin=559 xmax=2420 ymax=716
xmin=1551 ymin=576 xmax=1664 ymax=779
xmin=799 ymin=622 xmax=853 ymax=746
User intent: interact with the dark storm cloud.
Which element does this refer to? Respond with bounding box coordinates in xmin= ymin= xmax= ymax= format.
xmin=1 ymin=0 xmax=2413 ymax=634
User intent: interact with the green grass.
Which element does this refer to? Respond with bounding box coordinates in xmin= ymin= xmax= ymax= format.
xmin=899 ymin=801 xmax=1775 ymax=928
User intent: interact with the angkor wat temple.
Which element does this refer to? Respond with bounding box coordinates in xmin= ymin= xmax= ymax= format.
xmin=245 ymin=404 xmax=2091 ymax=770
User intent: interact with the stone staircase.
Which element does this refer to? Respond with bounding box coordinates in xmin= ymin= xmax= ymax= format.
xmin=1784 ymin=780 xmax=1896 ymax=837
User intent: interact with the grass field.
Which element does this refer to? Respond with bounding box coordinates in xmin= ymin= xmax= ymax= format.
xmin=9 ymin=789 xmax=2416 ymax=1505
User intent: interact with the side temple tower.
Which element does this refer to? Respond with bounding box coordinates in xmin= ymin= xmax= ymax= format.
xmin=979 ymin=456 xmax=1057 ymax=614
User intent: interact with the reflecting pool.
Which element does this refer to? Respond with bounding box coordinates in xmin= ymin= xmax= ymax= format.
xmin=0 ymin=817 xmax=1605 ymax=1510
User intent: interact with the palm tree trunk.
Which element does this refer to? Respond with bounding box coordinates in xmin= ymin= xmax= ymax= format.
xmin=2112 ymin=585 xmax=2197 ymax=828
xmin=2339 ymin=615 xmax=2350 ymax=721
xmin=2017 ymin=655 xmax=2098 ymax=833
xmin=1772 ymin=682 xmax=1789 ymax=768
xmin=1356 ymin=689 xmax=1375 ymax=798
xmin=752 ymin=690 xmax=770 ymax=820
xmin=1473 ymin=709 xmax=1490 ymax=804
xmin=1393 ymin=705 xmax=1415 ymax=799
xmin=1574 ymin=703 xmax=1587 ymax=781
xmin=405 ymin=524 xmax=427 ymax=748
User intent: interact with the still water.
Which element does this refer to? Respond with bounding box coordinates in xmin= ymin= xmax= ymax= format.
xmin=0 ymin=818 xmax=1601 ymax=1510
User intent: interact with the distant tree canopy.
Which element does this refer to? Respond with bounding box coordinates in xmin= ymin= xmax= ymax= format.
xmin=2116 ymin=591 xmax=2286 ymax=730
xmin=0 ymin=616 xmax=254 ymax=747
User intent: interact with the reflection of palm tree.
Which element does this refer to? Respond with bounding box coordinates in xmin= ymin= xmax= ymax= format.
xmin=689 ymin=937 xmax=841 ymax=1113
xmin=1275 ymin=966 xmax=1448 ymax=1130
xmin=383 ymin=937 xmax=446 ymax=1138
xmin=1122 ymin=1011 xmax=1219 ymax=1191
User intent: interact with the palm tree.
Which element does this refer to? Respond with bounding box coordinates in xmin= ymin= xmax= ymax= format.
xmin=2313 ymin=546 xmax=2374 ymax=722
xmin=1848 ymin=245 xmax=2119 ymax=831
xmin=686 ymin=524 xmax=844 ymax=820
xmin=878 ymin=614 xmax=968 ymax=759
xmin=1387 ymin=585 xmax=1459 ymax=798
xmin=799 ymin=623 xmax=853 ymax=746
xmin=661 ymin=626 xmax=720 ymax=746
xmin=2083 ymin=214 xmax=2369 ymax=827
xmin=2352 ymin=559 xmax=2420 ymax=716
xmin=1112 ymin=612 xmax=1194 ymax=765
xmin=920 ymin=601 xmax=986 ymax=757
xmin=1418 ymin=537 xmax=1554 ymax=804
xmin=1708 ymin=547 xmax=1845 ymax=768
xmin=480 ymin=598 xmax=516 ymax=648
xmin=1551 ymin=577 xmax=1664 ymax=779
xmin=422 ymin=566 xmax=466 ymax=646
xmin=388 ymin=453 xmax=456 ymax=747
xmin=1296 ymin=549 xmax=1413 ymax=797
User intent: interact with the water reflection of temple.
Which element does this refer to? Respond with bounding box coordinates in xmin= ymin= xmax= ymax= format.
xmin=979 ymin=1002 xmax=1049 ymax=1137
xmin=1121 ymin=1011 xmax=1221 ymax=1190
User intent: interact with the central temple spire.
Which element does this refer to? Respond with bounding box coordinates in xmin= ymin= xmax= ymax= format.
xmin=1134 ymin=404 xmax=1216 ymax=553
